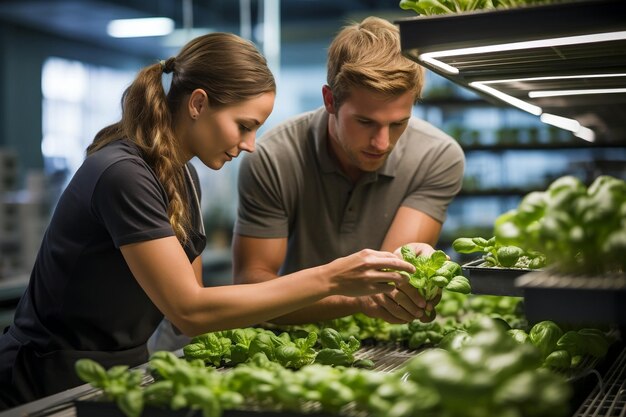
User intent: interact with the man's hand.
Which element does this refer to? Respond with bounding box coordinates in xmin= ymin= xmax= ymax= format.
xmin=360 ymin=242 xmax=444 ymax=324
xmin=357 ymin=283 xmax=442 ymax=324
xmin=392 ymin=242 xmax=437 ymax=258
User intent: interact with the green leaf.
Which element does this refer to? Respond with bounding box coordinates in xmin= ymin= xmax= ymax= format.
xmin=117 ymin=389 xmax=144 ymax=417
xmin=496 ymin=246 xmax=524 ymax=267
xmin=75 ymin=359 xmax=107 ymax=386
xmin=452 ymin=237 xmax=480 ymax=253
xmin=446 ymin=276 xmax=471 ymax=294
xmin=315 ymin=348 xmax=352 ymax=366
xmin=529 ymin=321 xmax=563 ymax=359
xmin=320 ymin=328 xmax=343 ymax=349
xmin=544 ymin=350 xmax=571 ymax=370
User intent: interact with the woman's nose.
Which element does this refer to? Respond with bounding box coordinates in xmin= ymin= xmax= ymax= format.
xmin=239 ymin=135 xmax=256 ymax=153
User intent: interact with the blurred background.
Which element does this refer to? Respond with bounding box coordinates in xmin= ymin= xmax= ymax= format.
xmin=0 ymin=0 xmax=624 ymax=328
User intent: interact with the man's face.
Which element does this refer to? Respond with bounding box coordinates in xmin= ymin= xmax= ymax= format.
xmin=324 ymin=86 xmax=414 ymax=180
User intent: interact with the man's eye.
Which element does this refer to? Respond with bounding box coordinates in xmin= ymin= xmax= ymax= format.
xmin=239 ymin=124 xmax=252 ymax=132
xmin=357 ymin=119 xmax=372 ymax=125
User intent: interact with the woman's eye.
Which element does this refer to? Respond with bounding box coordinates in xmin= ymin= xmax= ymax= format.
xmin=239 ymin=124 xmax=252 ymax=132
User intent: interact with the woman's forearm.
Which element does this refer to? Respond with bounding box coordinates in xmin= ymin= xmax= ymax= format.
xmin=177 ymin=266 xmax=335 ymax=335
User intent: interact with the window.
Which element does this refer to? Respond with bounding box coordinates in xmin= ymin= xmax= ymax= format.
xmin=41 ymin=57 xmax=134 ymax=187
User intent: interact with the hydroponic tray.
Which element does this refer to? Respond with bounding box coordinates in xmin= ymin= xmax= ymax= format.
xmin=461 ymin=258 xmax=538 ymax=297
xmin=74 ymin=401 xmax=338 ymax=417
xmin=517 ymin=271 xmax=626 ymax=325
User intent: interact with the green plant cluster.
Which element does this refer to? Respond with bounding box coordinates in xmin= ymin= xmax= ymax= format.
xmin=182 ymin=326 xmax=372 ymax=370
xmin=388 ymin=293 xmax=527 ymax=350
xmin=267 ymin=312 xmax=394 ymax=343
xmin=76 ymin=317 xmax=577 ymax=417
xmin=507 ymin=321 xmax=612 ymax=372
xmin=398 ymin=247 xmax=471 ymax=301
xmin=452 ymin=236 xmax=546 ymax=269
xmin=399 ymin=0 xmax=564 ymax=16
xmin=405 ymin=317 xmax=572 ymax=417
xmin=494 ymin=175 xmax=626 ymax=274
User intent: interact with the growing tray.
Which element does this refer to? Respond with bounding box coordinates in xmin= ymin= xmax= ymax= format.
xmin=74 ymin=400 xmax=338 ymax=417
xmin=516 ymin=271 xmax=626 ymax=325
xmin=461 ymin=258 xmax=539 ymax=297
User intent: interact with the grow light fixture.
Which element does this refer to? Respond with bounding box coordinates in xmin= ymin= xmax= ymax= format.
xmin=107 ymin=17 xmax=175 ymax=38
xmin=540 ymin=113 xmax=596 ymax=142
xmin=419 ymin=31 xmax=626 ymax=75
xmin=469 ymin=81 xmax=542 ymax=116
xmin=529 ymin=87 xmax=626 ymax=98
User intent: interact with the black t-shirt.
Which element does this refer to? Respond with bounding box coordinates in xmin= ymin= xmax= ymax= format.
xmin=12 ymin=139 xmax=206 ymax=354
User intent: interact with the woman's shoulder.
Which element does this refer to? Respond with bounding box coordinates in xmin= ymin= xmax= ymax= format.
xmin=83 ymin=140 xmax=147 ymax=174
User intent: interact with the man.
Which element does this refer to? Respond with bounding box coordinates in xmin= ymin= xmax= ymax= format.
xmin=233 ymin=16 xmax=465 ymax=324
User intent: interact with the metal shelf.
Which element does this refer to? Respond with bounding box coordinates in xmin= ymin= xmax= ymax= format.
xmin=573 ymin=346 xmax=626 ymax=417
xmin=396 ymin=0 xmax=626 ymax=144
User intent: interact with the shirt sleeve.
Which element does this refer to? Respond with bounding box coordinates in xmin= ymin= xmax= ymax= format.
xmin=234 ymin=149 xmax=290 ymax=238
xmin=402 ymin=139 xmax=465 ymax=223
xmin=91 ymin=158 xmax=175 ymax=247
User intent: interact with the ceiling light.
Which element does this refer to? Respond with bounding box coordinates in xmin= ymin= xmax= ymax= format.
xmin=107 ymin=17 xmax=175 ymax=38
xmin=529 ymin=88 xmax=626 ymax=98
xmin=470 ymin=82 xmax=542 ymax=116
xmin=540 ymin=113 xmax=580 ymax=132
xmin=419 ymin=31 xmax=626 ymax=75
xmin=574 ymin=125 xmax=596 ymax=142
xmin=419 ymin=54 xmax=459 ymax=74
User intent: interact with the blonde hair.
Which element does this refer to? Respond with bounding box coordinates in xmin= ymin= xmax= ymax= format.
xmin=87 ymin=33 xmax=275 ymax=243
xmin=327 ymin=16 xmax=424 ymax=108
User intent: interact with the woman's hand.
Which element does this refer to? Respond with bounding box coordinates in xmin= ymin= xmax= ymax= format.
xmin=321 ymin=249 xmax=415 ymax=297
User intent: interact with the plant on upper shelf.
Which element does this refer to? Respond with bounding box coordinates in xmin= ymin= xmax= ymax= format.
xmin=399 ymin=0 xmax=565 ymax=16
xmin=493 ymin=175 xmax=626 ymax=275
xmin=452 ymin=236 xmax=546 ymax=269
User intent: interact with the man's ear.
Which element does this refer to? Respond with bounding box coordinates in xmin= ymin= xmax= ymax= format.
xmin=188 ymin=88 xmax=208 ymax=119
xmin=322 ymin=85 xmax=336 ymax=114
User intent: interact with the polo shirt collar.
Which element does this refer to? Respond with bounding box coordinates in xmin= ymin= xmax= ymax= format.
xmin=311 ymin=106 xmax=403 ymax=179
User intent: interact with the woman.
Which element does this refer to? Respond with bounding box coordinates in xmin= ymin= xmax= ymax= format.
xmin=0 ymin=32 xmax=415 ymax=408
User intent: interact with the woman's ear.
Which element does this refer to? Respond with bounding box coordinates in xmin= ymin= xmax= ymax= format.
xmin=322 ymin=85 xmax=336 ymax=114
xmin=188 ymin=88 xmax=208 ymax=120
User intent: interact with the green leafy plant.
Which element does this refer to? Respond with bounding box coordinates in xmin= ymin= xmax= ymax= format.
xmin=399 ymin=0 xmax=563 ymax=16
xmin=401 ymin=317 xmax=572 ymax=417
xmin=75 ymin=359 xmax=145 ymax=417
xmin=452 ymin=236 xmax=546 ymax=269
xmin=398 ymin=247 xmax=471 ymax=301
xmin=494 ymin=175 xmax=626 ymax=274
xmin=314 ymin=328 xmax=360 ymax=366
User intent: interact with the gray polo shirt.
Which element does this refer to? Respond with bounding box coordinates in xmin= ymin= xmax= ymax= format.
xmin=235 ymin=107 xmax=465 ymax=275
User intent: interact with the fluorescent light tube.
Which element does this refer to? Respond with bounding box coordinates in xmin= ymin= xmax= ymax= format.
xmin=107 ymin=17 xmax=175 ymax=38
xmin=470 ymin=82 xmax=542 ymax=116
xmin=540 ymin=113 xmax=580 ymax=132
xmin=419 ymin=54 xmax=459 ymax=75
xmin=529 ymin=88 xmax=626 ymax=98
xmin=574 ymin=125 xmax=595 ymax=142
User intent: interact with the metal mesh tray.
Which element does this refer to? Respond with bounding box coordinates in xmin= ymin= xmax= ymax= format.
xmin=573 ymin=346 xmax=626 ymax=417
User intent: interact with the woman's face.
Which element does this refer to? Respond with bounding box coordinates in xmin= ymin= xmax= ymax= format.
xmin=183 ymin=91 xmax=275 ymax=169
